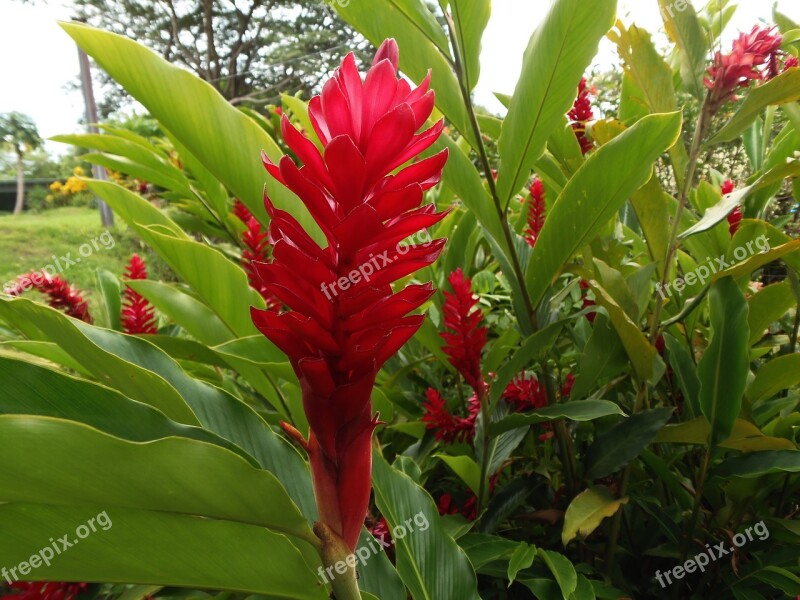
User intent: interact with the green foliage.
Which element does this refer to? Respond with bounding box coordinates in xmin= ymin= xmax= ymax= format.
xmin=2 ymin=1 xmax=800 ymax=599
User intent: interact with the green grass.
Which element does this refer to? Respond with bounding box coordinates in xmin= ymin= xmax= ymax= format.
xmin=0 ymin=207 xmax=168 ymax=321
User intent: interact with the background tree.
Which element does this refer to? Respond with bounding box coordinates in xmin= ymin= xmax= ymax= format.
xmin=69 ymin=0 xmax=371 ymax=113
xmin=0 ymin=112 xmax=43 ymax=215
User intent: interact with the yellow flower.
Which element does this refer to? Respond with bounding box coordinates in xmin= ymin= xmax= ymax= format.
xmin=49 ymin=181 xmax=63 ymax=193
xmin=73 ymin=166 xmax=85 ymax=176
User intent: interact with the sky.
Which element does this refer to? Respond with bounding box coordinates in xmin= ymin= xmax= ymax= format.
xmin=1 ymin=0 xmax=799 ymax=155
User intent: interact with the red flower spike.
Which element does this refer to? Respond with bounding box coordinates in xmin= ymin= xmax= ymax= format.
xmin=706 ymin=26 xmax=784 ymax=111
xmin=728 ymin=206 xmax=743 ymax=237
xmin=786 ymin=56 xmax=799 ymax=71
xmin=1 ymin=582 xmax=88 ymax=600
xmin=568 ymin=78 xmax=595 ymax=155
xmin=252 ymin=39 xmax=448 ymax=552
xmin=440 ymin=268 xmax=487 ymax=393
xmin=524 ymin=178 xmax=547 ymax=248
xmin=8 ymin=272 xmax=92 ymax=323
xmin=502 ymin=374 xmax=548 ymax=412
xmin=579 ymin=279 xmax=597 ymax=323
xmin=121 ymin=254 xmax=157 ymax=334
xmin=233 ymin=199 xmax=254 ymax=223
xmin=721 ymin=179 xmax=736 ymax=195
xmin=422 ymin=387 xmax=474 ymax=444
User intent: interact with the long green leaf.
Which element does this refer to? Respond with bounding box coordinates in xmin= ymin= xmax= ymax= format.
xmin=372 ymin=452 xmax=480 ymax=600
xmin=585 ymin=408 xmax=674 ymax=479
xmin=657 ymin=0 xmax=708 ymax=99
xmin=697 ymin=277 xmax=750 ymax=447
xmin=0 ymin=415 xmax=314 ymax=543
xmin=59 ymin=21 xmax=318 ymax=239
xmin=496 ymin=0 xmax=617 ymax=204
xmin=0 ymin=504 xmax=326 ymax=599
xmin=450 ymin=0 xmax=491 ymax=91
xmin=490 ymin=400 xmax=625 ymax=436
xmin=525 ymin=112 xmax=683 ymax=308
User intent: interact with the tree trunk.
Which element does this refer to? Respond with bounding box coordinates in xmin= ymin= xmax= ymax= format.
xmin=13 ymin=151 xmax=24 ymax=215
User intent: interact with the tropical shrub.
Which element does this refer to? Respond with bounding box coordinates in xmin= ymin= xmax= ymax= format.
xmin=1 ymin=1 xmax=800 ymax=599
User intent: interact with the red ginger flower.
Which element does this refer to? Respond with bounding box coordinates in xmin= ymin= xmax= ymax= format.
xmin=440 ymin=269 xmax=487 ymax=393
xmin=786 ymin=56 xmax=799 ymax=71
xmin=524 ymin=178 xmax=547 ymax=248
xmin=502 ymin=373 xmax=547 ymax=412
xmin=252 ymin=39 xmax=448 ymax=552
xmin=706 ymin=26 xmax=783 ymax=111
xmin=7 ymin=272 xmax=92 ymax=323
xmin=422 ymin=387 xmax=480 ymax=444
xmin=233 ymin=200 xmax=281 ymax=310
xmin=721 ymin=180 xmax=743 ymax=236
xmin=1 ymin=582 xmax=88 ymax=600
xmin=121 ymin=254 xmax=157 ymax=334
xmin=568 ymin=78 xmax=595 ymax=154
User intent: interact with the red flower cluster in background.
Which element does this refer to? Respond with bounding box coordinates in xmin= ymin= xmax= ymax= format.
xmin=722 ymin=179 xmax=743 ymax=236
xmin=0 ymin=582 xmax=88 ymax=600
xmin=706 ymin=26 xmax=785 ymax=110
xmin=568 ymin=77 xmax=595 ymax=155
xmin=252 ymin=39 xmax=448 ymax=552
xmin=579 ymin=279 xmax=597 ymax=323
xmin=6 ymin=272 xmax=92 ymax=323
xmin=422 ymin=387 xmax=480 ymax=444
xmin=121 ymin=254 xmax=157 ymax=334
xmin=232 ymin=200 xmax=281 ymax=311
xmin=524 ymin=178 xmax=547 ymax=248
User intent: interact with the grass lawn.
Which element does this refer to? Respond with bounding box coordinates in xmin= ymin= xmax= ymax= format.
xmin=0 ymin=206 xmax=168 ymax=320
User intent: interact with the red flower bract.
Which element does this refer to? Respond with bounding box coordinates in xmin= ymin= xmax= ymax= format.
xmin=252 ymin=39 xmax=448 ymax=552
xmin=440 ymin=268 xmax=487 ymax=393
xmin=524 ymin=178 xmax=547 ymax=248
xmin=706 ymin=26 xmax=783 ymax=111
xmin=121 ymin=254 xmax=158 ymax=334
xmin=568 ymin=77 xmax=595 ymax=155
xmin=1 ymin=582 xmax=88 ymax=600
xmin=7 ymin=272 xmax=92 ymax=323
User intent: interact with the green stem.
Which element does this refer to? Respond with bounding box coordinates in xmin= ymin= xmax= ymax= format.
xmin=649 ymin=100 xmax=712 ymax=346
xmin=315 ymin=523 xmax=362 ymax=600
xmin=605 ymin=464 xmax=631 ymax=575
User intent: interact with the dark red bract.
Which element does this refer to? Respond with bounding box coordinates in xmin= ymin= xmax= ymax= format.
xmin=121 ymin=254 xmax=157 ymax=334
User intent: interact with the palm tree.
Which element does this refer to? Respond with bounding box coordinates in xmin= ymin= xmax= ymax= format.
xmin=0 ymin=112 xmax=42 ymax=215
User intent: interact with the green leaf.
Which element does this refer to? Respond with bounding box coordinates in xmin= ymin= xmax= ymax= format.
xmin=585 ymin=408 xmax=674 ymax=479
xmin=525 ymin=112 xmax=683 ymax=309
xmin=490 ymin=321 xmax=563 ymax=406
xmin=571 ymin=314 xmax=629 ymax=399
xmin=127 ymin=280 xmax=233 ymax=345
xmin=490 ymin=400 xmax=626 ymax=436
xmin=508 ymin=543 xmax=536 ymax=585
xmin=538 ymin=549 xmax=578 ymax=598
xmin=435 ymin=454 xmax=482 ymax=494
xmin=709 ymin=69 xmax=800 ymax=144
xmin=59 ymin=21 xmax=318 ymax=239
xmin=333 ymin=1 xmax=475 ymax=146
xmin=609 ymin=23 xmax=688 ymax=187
xmin=0 ymin=415 xmax=315 ymax=543
xmin=748 ymin=354 xmax=800 ymax=403
xmin=89 ymin=179 xmax=263 ymax=337
xmin=450 ymin=0 xmax=491 ymax=91
xmin=94 ymin=268 xmax=122 ymax=332
xmin=0 ymin=297 xmax=198 ymax=425
xmin=0 ymin=356 xmax=253 ymax=463
xmin=496 ymin=0 xmax=617 ymax=204
xmin=747 ymin=281 xmax=797 ymax=345
xmin=355 ymin=527 xmax=406 ymax=600
xmin=586 ymin=281 xmax=665 ymax=384
xmin=657 ymin=0 xmax=708 ymax=100
xmin=697 ymin=277 xmax=750 ymax=447
xmin=0 ymin=297 xmax=316 ymax=519
xmin=0 ymin=504 xmax=326 ymax=598
xmin=372 ymin=452 xmax=480 ymax=600
xmin=663 ymin=333 xmax=701 ymax=417
xmin=711 ymin=450 xmax=800 ymax=479
xmin=562 ymin=486 xmax=628 ymax=546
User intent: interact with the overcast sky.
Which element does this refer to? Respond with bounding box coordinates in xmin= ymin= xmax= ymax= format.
xmin=1 ymin=0 xmax=799 ymax=155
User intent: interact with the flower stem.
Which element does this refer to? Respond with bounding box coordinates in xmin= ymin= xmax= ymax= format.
xmin=314 ymin=522 xmax=362 ymax=600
